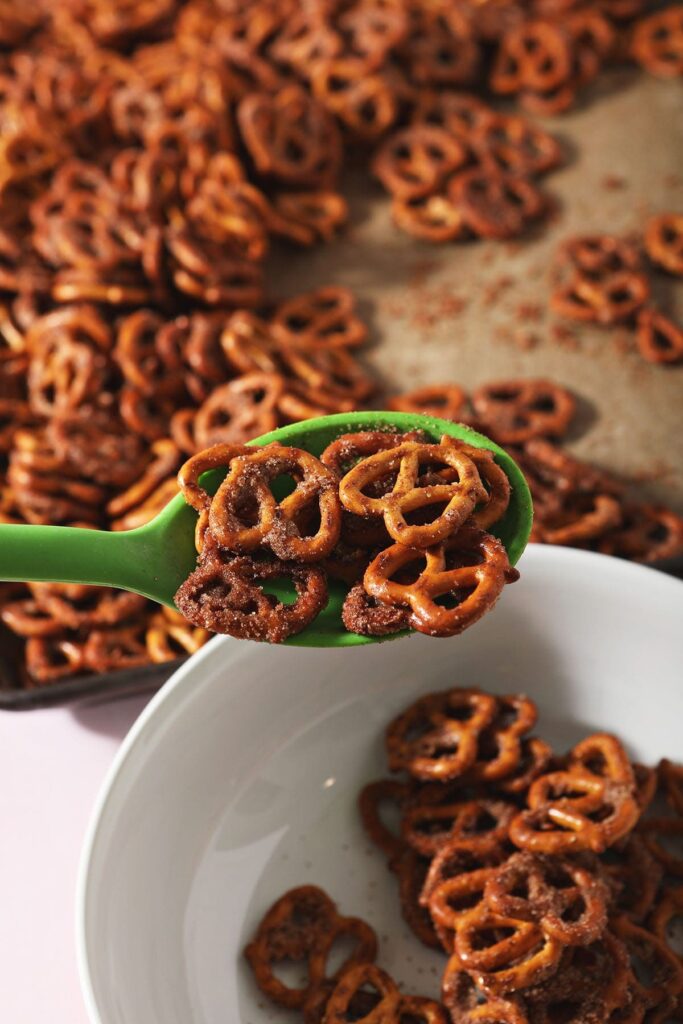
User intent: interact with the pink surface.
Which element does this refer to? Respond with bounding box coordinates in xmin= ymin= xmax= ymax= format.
xmin=0 ymin=694 xmax=150 ymax=1023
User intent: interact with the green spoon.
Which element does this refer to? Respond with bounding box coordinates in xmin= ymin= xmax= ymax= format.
xmin=0 ymin=411 xmax=532 ymax=647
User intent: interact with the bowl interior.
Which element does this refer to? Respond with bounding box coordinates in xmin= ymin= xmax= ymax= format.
xmin=79 ymin=547 xmax=683 ymax=1024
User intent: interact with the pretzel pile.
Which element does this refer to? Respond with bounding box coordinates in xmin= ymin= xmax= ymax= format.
xmin=245 ymin=686 xmax=683 ymax=1022
xmin=387 ymin=379 xmax=683 ymax=562
xmin=551 ymin=221 xmax=683 ymax=365
xmin=0 ymin=0 xmax=679 ymax=688
xmin=174 ymin=432 xmax=519 ymax=642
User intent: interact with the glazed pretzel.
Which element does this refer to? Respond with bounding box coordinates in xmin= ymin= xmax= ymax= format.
xmin=372 ymin=125 xmax=468 ymax=200
xmin=637 ymin=816 xmax=683 ymax=878
xmin=339 ymin=439 xmax=486 ymax=548
xmin=271 ymin=286 xmax=367 ymax=350
xmin=145 ymin=608 xmax=210 ymax=663
xmin=322 ymin=964 xmax=399 ymax=1022
xmin=342 ymin=583 xmax=411 ymax=637
xmin=192 ymin=373 xmax=284 ymax=448
xmin=174 ymin=556 xmax=328 ymax=643
xmin=473 ymin=113 xmax=564 ymax=178
xmin=395 ymin=848 xmax=443 ymax=950
xmin=643 ymin=214 xmax=683 ymax=276
xmin=602 ymin=835 xmax=662 ymax=922
xmin=244 ymin=886 xmax=363 ymax=1009
xmin=24 ymin=635 xmax=85 ymax=684
xmin=426 ymin=438 xmax=511 ymax=532
xmin=611 ymin=915 xmax=683 ymax=1019
xmin=559 ymin=234 xmax=642 ymax=277
xmin=207 ymin=444 xmax=341 ymax=561
xmin=426 ymin=865 xmax=499 ymax=953
xmin=237 ymin=86 xmax=341 ymax=187
xmin=177 ymin=442 xmax=252 ymax=513
xmin=364 ymin=528 xmax=517 ymax=639
xmin=450 ymin=168 xmax=545 ymax=240
xmin=551 ymin=268 xmax=651 ymax=325
xmin=28 ymin=582 xmax=147 ymax=629
xmin=404 ymin=6 xmax=480 ymax=87
xmin=465 ymin=694 xmax=539 ymax=783
xmin=636 ymin=309 xmax=683 ymax=365
xmin=454 ymin=904 xmax=563 ymax=993
xmin=384 ymin=687 xmax=498 ymax=781
xmin=484 ymin=852 xmax=608 ymax=946
xmin=310 ymin=59 xmax=398 ymax=140
xmin=632 ymin=8 xmax=683 ymax=79
xmin=270 ymin=190 xmax=348 ymax=245
xmin=471 ymin=379 xmax=576 ymax=445
xmin=401 ymin=798 xmax=516 ymax=858
xmin=358 ymin=778 xmax=413 ymax=864
xmin=510 ymin=769 xmax=640 ymax=854
xmin=491 ymin=20 xmax=573 ymax=96
xmin=598 ymin=502 xmax=683 ymax=563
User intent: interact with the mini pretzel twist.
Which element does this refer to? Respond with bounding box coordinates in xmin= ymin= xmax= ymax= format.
xmin=471 ymin=380 xmax=576 ymax=445
xmin=364 ymin=528 xmax=517 ymax=639
xmin=450 ymin=168 xmax=545 ymax=240
xmin=207 ymin=444 xmax=341 ymax=561
xmin=484 ymin=851 xmax=608 ymax=946
xmin=636 ymin=309 xmax=683 ymax=365
xmin=643 ymin=213 xmax=683 ymax=276
xmin=401 ymin=797 xmax=516 ymax=858
xmin=454 ymin=904 xmax=563 ymax=993
xmin=339 ymin=439 xmax=486 ymax=549
xmin=632 ymin=8 xmax=683 ymax=79
xmin=385 ymin=687 xmax=499 ymax=781
xmin=372 ymin=125 xmax=468 ymax=200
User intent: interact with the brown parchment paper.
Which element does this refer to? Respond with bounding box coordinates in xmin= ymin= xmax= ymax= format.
xmin=269 ymin=71 xmax=683 ymax=512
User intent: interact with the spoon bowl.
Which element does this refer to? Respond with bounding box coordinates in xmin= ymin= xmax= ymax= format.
xmin=0 ymin=411 xmax=532 ymax=647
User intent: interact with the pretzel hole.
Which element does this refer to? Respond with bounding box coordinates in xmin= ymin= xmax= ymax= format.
xmin=324 ymin=931 xmax=365 ymax=977
xmin=446 ymin=887 xmax=485 ymax=913
xmin=346 ymin=985 xmax=384 ymax=1020
xmin=471 ymin=925 xmax=516 ymax=950
xmin=269 ymin=956 xmax=310 ymax=991
xmin=433 ymin=587 xmax=474 ymax=610
xmin=665 ymin=914 xmax=683 ymax=956
xmin=540 ymin=999 xmax=583 ymax=1024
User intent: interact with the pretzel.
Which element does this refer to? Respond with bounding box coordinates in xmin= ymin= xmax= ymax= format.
xmin=386 ymin=386 xmax=467 ymax=422
xmin=0 ymin=598 xmax=64 ymax=638
xmin=611 ymin=915 xmax=683 ymax=1020
xmin=372 ymin=125 xmax=468 ymax=200
xmin=649 ymin=886 xmax=683 ymax=956
xmin=391 ymin=191 xmax=468 ymax=242
xmin=322 ymin=963 xmax=399 ymax=1022
xmin=471 ymin=380 xmax=575 ymax=445
xmin=559 ymin=234 xmax=642 ymax=278
xmin=237 ymin=86 xmax=341 ymax=187
xmin=644 ymin=213 xmax=683 ymax=276
xmin=598 ymin=503 xmax=683 ymax=563
xmin=385 ymin=687 xmax=498 ymax=781
xmin=271 ymin=286 xmax=367 ymax=350
xmin=395 ymin=849 xmax=444 ymax=950
xmin=244 ymin=886 xmax=372 ymax=1009
xmin=279 ymin=344 xmax=375 ymax=406
xmin=454 ymin=904 xmax=563 ymax=993
xmin=495 ymin=737 xmax=554 ymax=796
xmin=192 ymin=373 xmax=284 ymax=449
xmin=270 ymin=191 xmax=348 ymax=246
xmin=81 ymin=622 xmax=151 ymax=672
xmin=208 ymin=444 xmax=341 ymax=561
xmin=365 ymin=528 xmax=517 ymax=639
xmin=632 ymin=8 xmax=683 ymax=79
xmin=175 ymin=555 xmax=328 ymax=642
xmin=28 ymin=582 xmax=147 ymax=629
xmin=426 ymin=865 xmax=500 ymax=953
xmin=636 ymin=309 xmax=683 ymax=365
xmin=510 ymin=768 xmax=640 ymax=854
xmin=145 ymin=609 xmax=209 ymax=663
xmin=473 ymin=114 xmax=564 ymax=178
xmin=523 ymin=931 xmax=631 ymax=1024
xmin=551 ymin=270 xmax=650 ymax=325
xmin=602 ymin=835 xmax=662 ymax=922
xmin=310 ymin=58 xmax=398 ymax=139
xmin=358 ymin=779 xmax=413 ymax=865
xmin=450 ymin=168 xmax=545 ymax=240
xmin=404 ymin=6 xmax=480 ymax=88
xmin=24 ymin=635 xmax=86 ymax=684
xmin=339 ymin=439 xmax=486 ymax=548
xmin=491 ymin=21 xmax=573 ymax=96
xmin=462 ymin=695 xmax=539 ymax=783
xmin=342 ymin=583 xmax=410 ymax=637
xmin=401 ymin=798 xmax=516 ymax=858
xmin=484 ymin=852 xmax=608 ymax=946
xmin=535 ymin=492 xmax=623 ymax=546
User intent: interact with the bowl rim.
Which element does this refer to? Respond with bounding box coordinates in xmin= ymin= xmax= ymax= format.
xmin=75 ymin=545 xmax=683 ymax=1024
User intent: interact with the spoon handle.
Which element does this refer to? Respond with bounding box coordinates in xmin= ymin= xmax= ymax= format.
xmin=0 ymin=524 xmax=170 ymax=604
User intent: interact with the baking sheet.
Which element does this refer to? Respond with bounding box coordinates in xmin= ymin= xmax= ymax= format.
xmin=271 ymin=70 xmax=683 ymax=512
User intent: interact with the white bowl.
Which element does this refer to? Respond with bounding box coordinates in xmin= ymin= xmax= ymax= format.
xmin=77 ymin=546 xmax=683 ymax=1024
